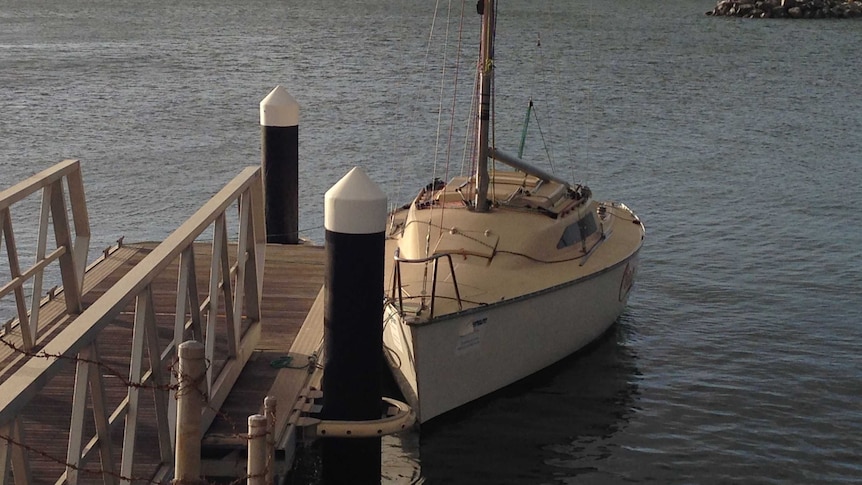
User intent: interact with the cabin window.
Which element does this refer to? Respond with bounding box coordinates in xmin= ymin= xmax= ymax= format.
xmin=557 ymin=214 xmax=598 ymax=249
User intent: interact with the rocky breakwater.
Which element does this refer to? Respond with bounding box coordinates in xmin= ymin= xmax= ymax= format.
xmin=707 ymin=0 xmax=862 ymax=17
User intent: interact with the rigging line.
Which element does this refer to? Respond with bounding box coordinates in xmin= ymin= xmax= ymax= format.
xmin=494 ymin=248 xmax=591 ymax=265
xmin=583 ymin=0 xmax=596 ymax=186
xmin=409 ymin=219 xmax=597 ymax=265
xmin=396 ymin=0 xmax=443 ymax=210
xmin=442 ymin=0 xmax=468 ymax=189
xmin=431 ymin=0 xmax=456 ymax=187
xmin=532 ymin=31 xmax=557 ymax=175
xmin=462 ymin=82 xmax=478 ymax=180
xmin=492 ymin=105 xmax=501 ymax=204
xmin=538 ymin=4 xmax=581 ymax=186
xmin=532 ymin=25 xmax=568 ymax=182
xmin=489 ymin=0 xmax=499 ymax=205
xmin=407 ymin=219 xmax=496 ymax=250
xmin=426 ymin=0 xmax=443 ymax=67
xmin=420 ymin=0 xmax=459 ymax=296
xmin=394 ymin=0 xmax=409 ymax=206
xmin=438 ymin=0 xmax=469 ymax=236
xmin=463 ymin=3 xmax=483 ymax=202
xmin=527 ymin=32 xmax=540 ymax=113
xmin=399 ymin=293 xmax=487 ymax=309
xmin=461 ymin=49 xmax=481 ymax=183
xmin=430 ymin=0 xmax=450 ymax=196
xmin=529 ymin=104 xmax=557 ymax=176
xmin=603 ymin=210 xmax=640 ymax=223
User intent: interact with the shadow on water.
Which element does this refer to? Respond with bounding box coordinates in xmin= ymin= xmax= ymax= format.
xmin=404 ymin=316 xmax=642 ymax=484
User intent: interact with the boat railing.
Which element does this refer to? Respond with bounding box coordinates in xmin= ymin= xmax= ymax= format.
xmin=390 ymin=249 xmax=463 ymax=320
xmin=0 ymin=165 xmax=266 ymax=484
xmin=0 ymin=159 xmax=90 ymax=352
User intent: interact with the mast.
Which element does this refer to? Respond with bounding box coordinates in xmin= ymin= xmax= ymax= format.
xmin=474 ymin=0 xmax=495 ymax=212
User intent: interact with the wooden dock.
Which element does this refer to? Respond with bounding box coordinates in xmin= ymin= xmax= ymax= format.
xmin=0 ymin=162 xmax=328 ymax=484
xmin=0 ymin=241 xmax=324 ymax=484
xmin=197 ymin=242 xmax=327 ymax=478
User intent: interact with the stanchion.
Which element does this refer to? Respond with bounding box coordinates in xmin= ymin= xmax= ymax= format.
xmin=173 ymin=341 xmax=206 ymax=484
xmin=247 ymin=414 xmax=268 ymax=485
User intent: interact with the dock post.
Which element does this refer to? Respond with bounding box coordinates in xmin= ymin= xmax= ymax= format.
xmin=173 ymin=341 xmax=206 ymax=484
xmin=321 ymin=167 xmax=387 ymax=484
xmin=260 ymin=85 xmax=300 ymax=244
xmin=247 ymin=414 xmax=268 ymax=485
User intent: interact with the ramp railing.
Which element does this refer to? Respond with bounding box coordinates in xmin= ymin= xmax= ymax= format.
xmin=0 ymin=159 xmax=90 ymax=351
xmin=0 ymin=165 xmax=266 ymax=484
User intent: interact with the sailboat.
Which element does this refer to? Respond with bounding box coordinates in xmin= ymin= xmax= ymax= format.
xmin=382 ymin=0 xmax=645 ymax=423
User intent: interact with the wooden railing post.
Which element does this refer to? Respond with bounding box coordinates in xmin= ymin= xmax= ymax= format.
xmin=246 ymin=414 xmax=268 ymax=485
xmin=174 ymin=341 xmax=206 ymax=484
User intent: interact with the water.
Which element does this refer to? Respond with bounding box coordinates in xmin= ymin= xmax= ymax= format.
xmin=2 ymin=0 xmax=862 ymax=483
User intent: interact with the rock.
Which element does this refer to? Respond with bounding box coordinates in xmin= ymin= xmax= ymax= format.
xmin=707 ymin=0 xmax=862 ymax=17
xmin=757 ymin=1 xmax=774 ymax=11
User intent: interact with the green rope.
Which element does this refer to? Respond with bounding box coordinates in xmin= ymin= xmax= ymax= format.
xmin=270 ymin=353 xmax=321 ymax=372
xmin=270 ymin=355 xmax=297 ymax=368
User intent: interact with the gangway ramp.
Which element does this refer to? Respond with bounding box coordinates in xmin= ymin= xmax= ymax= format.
xmin=0 ymin=161 xmax=324 ymax=484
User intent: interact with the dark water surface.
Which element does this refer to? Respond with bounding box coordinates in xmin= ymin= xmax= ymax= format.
xmin=2 ymin=0 xmax=861 ymax=483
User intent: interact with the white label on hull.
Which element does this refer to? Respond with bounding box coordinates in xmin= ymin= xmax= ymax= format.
xmin=455 ymin=315 xmax=487 ymax=355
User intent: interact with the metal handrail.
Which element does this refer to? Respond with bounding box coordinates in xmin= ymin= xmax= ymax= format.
xmin=0 ymin=159 xmax=90 ymax=350
xmin=391 ymin=249 xmax=463 ymax=320
xmin=0 ymin=166 xmax=266 ymax=485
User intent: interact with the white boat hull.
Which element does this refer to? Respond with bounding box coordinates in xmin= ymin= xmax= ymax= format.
xmin=384 ymin=253 xmax=639 ymax=423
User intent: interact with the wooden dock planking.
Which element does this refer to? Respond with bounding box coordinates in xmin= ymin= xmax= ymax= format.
xmin=6 ymin=245 xmax=153 ymax=484
xmin=201 ymin=244 xmax=325 ymax=444
xmin=2 ymin=241 xmax=324 ymax=483
xmin=0 ymin=246 xmax=144 ymax=377
xmin=269 ymin=287 xmax=326 ymax=445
